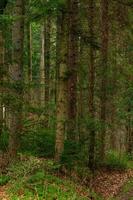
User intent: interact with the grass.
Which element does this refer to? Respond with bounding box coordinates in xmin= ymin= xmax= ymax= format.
xmin=5 ymin=156 xmax=90 ymax=200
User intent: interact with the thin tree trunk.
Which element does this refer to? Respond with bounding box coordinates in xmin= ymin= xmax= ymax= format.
xmin=40 ymin=21 xmax=45 ymax=106
xmin=88 ymin=0 xmax=96 ymax=170
xmin=44 ymin=16 xmax=51 ymax=127
xmin=0 ymin=31 xmax=4 ymax=135
xmin=27 ymin=22 xmax=32 ymax=103
xmin=55 ymin=14 xmax=61 ymax=104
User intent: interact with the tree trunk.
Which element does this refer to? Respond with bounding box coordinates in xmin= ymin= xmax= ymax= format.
xmin=88 ymin=0 xmax=96 ymax=170
xmin=27 ymin=22 xmax=32 ymax=103
xmin=67 ymin=0 xmax=79 ymax=141
xmin=55 ymin=10 xmax=68 ymax=162
xmin=55 ymin=14 xmax=61 ymax=104
xmin=40 ymin=21 xmax=45 ymax=107
xmin=99 ymin=0 xmax=109 ymax=161
xmin=8 ymin=0 xmax=24 ymax=159
xmin=44 ymin=16 xmax=51 ymax=128
xmin=0 ymin=31 xmax=4 ymax=135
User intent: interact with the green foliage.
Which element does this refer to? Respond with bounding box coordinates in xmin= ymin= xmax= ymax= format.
xmin=61 ymin=141 xmax=81 ymax=169
xmin=20 ymin=126 xmax=55 ymax=158
xmin=104 ymin=151 xmax=128 ymax=170
xmin=0 ymin=175 xmax=10 ymax=186
xmin=7 ymin=157 xmax=89 ymax=200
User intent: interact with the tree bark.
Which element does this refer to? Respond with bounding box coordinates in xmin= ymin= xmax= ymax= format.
xmin=8 ymin=0 xmax=24 ymax=159
xmin=40 ymin=21 xmax=45 ymax=107
xmin=67 ymin=0 xmax=79 ymax=141
xmin=88 ymin=0 xmax=96 ymax=170
xmin=55 ymin=10 xmax=68 ymax=162
xmin=0 ymin=31 xmax=4 ymax=135
xmin=99 ymin=0 xmax=109 ymax=161
xmin=27 ymin=22 xmax=32 ymax=103
xmin=44 ymin=16 xmax=51 ymax=128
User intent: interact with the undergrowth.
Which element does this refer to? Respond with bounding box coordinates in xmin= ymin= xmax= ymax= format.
xmin=5 ymin=156 xmax=90 ymax=200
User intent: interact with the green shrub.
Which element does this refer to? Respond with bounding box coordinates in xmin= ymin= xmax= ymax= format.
xmin=104 ymin=151 xmax=128 ymax=170
xmin=61 ymin=141 xmax=81 ymax=169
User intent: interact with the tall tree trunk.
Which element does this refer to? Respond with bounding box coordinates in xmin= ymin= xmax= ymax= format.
xmin=8 ymin=0 xmax=24 ymax=159
xmin=44 ymin=16 xmax=51 ymax=127
xmin=40 ymin=21 xmax=45 ymax=107
xmin=126 ymin=106 xmax=133 ymax=155
xmin=55 ymin=14 xmax=61 ymax=104
xmin=67 ymin=0 xmax=79 ymax=140
xmin=0 ymin=31 xmax=4 ymax=135
xmin=55 ymin=10 xmax=68 ymax=162
xmin=99 ymin=0 xmax=109 ymax=161
xmin=27 ymin=22 xmax=32 ymax=103
xmin=88 ymin=0 xmax=96 ymax=170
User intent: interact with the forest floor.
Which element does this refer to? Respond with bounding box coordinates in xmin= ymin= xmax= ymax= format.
xmin=93 ymin=167 xmax=133 ymax=199
xmin=0 ymin=157 xmax=133 ymax=199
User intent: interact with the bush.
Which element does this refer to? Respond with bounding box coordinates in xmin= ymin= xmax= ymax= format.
xmin=104 ymin=151 xmax=128 ymax=170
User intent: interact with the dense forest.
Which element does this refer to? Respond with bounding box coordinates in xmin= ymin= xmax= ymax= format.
xmin=1 ymin=0 xmax=133 ymax=199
